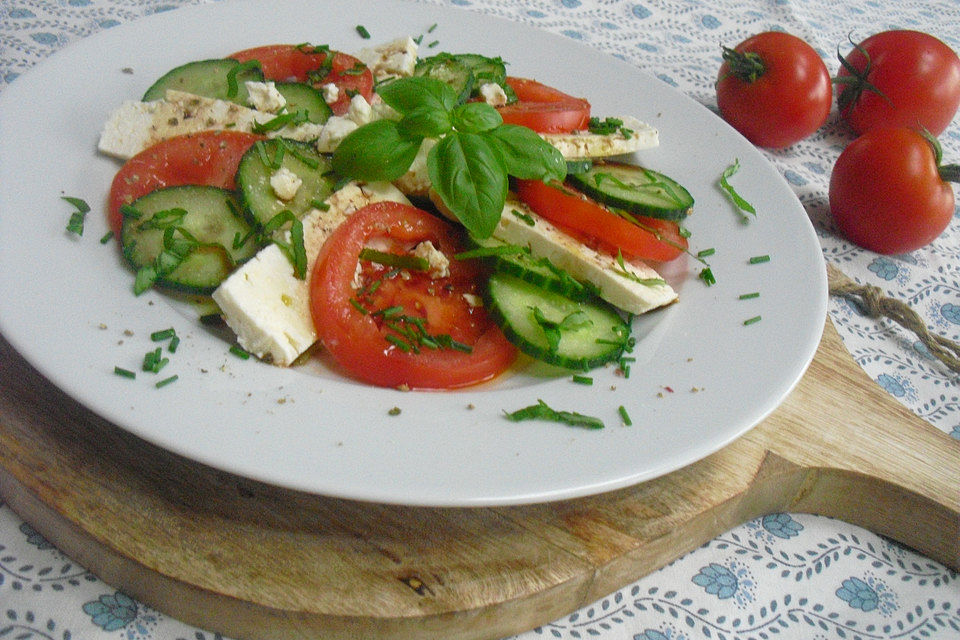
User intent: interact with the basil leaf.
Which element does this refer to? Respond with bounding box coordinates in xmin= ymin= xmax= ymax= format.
xmin=428 ymin=131 xmax=507 ymax=239
xmin=332 ymin=119 xmax=422 ymax=182
xmin=451 ymin=102 xmax=503 ymax=133
xmin=487 ymin=124 xmax=567 ymax=182
xmin=377 ymin=76 xmax=458 ymax=114
xmin=397 ymin=105 xmax=452 ymax=139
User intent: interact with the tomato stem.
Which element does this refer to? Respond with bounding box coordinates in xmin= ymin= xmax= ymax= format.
xmin=941 ymin=164 xmax=960 ymax=184
xmin=720 ymin=46 xmax=766 ymax=83
xmin=833 ymin=33 xmax=894 ymax=113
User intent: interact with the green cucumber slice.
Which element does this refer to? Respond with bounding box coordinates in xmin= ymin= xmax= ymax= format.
xmin=463 ymin=235 xmax=593 ymax=301
xmin=414 ymin=54 xmax=475 ymax=104
xmin=236 ymin=138 xmax=335 ymax=228
xmin=274 ymin=81 xmax=333 ymax=124
xmin=567 ymin=161 xmax=694 ymax=221
xmin=485 ymin=272 xmax=629 ymax=370
xmin=142 ymin=58 xmax=264 ymax=104
xmin=120 ymin=185 xmax=258 ymax=294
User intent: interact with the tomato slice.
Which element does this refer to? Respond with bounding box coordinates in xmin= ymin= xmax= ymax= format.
xmin=107 ymin=130 xmax=263 ymax=236
xmin=310 ymin=201 xmax=516 ymax=389
xmin=514 ymin=179 xmax=687 ymax=263
xmin=228 ymin=44 xmax=373 ymax=115
xmin=497 ymin=77 xmax=591 ymax=134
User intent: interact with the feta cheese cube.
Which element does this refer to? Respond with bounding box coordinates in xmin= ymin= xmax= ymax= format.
xmin=245 ymin=81 xmax=286 ymax=113
xmin=270 ymin=166 xmax=303 ymax=201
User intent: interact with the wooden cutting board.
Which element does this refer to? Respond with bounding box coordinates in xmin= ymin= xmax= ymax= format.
xmin=0 ymin=303 xmax=957 ymax=640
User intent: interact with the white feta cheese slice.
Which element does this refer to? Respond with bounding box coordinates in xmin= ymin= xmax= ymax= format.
xmin=270 ymin=166 xmax=302 ymax=201
xmin=493 ymin=196 xmax=677 ymax=315
xmin=97 ymin=90 xmax=324 ymax=160
xmin=479 ymin=82 xmax=508 ymax=107
xmin=413 ymin=241 xmax=450 ymax=279
xmin=212 ymin=181 xmax=411 ymax=366
xmin=355 ymin=36 xmax=419 ymax=81
xmin=245 ymin=81 xmax=286 ymax=113
xmin=346 ymin=94 xmax=374 ymax=125
xmin=543 ymin=115 xmax=659 ymax=159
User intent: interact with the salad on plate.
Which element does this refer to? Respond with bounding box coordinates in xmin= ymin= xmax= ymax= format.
xmin=96 ymin=33 xmax=697 ymax=392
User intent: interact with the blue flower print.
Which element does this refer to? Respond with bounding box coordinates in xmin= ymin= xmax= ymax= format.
xmin=877 ymin=373 xmax=906 ymax=398
xmin=83 ymin=592 xmax=138 ymax=631
xmin=692 ymin=562 xmax=738 ymax=599
xmin=867 ymin=256 xmax=899 ymax=281
xmin=761 ymin=513 xmax=803 ymax=539
xmin=836 ymin=577 xmax=879 ymax=612
xmin=941 ymin=303 xmax=960 ymax=325
xmin=636 ymin=630 xmax=669 ymax=640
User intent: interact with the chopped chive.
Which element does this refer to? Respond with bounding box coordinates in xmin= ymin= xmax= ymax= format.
xmin=356 ymin=25 xmax=371 ymax=38
xmin=743 ymin=315 xmax=762 ymax=326
xmin=618 ymin=405 xmax=633 ymax=426
xmin=229 ymin=344 xmax=251 ymax=359
xmin=454 ymin=244 xmax=527 ymax=260
xmin=428 ymin=40 xmax=439 ymax=48
xmin=155 ymin=375 xmax=179 ymax=388
xmin=739 ymin=292 xmax=760 ymax=300
xmin=359 ymin=247 xmax=429 ymax=271
xmin=114 ymin=366 xmax=136 ymax=379
xmin=571 ymin=375 xmax=593 ymax=385
xmin=749 ymin=254 xmax=770 ymax=264
xmin=168 ymin=335 xmax=180 ymax=353
xmin=699 ymin=267 xmax=716 ymax=286
xmin=349 ymin=298 xmax=368 ymax=315
xmin=310 ymin=198 xmax=331 ymax=211
xmin=719 ymin=158 xmax=756 ymax=220
xmin=151 ymin=328 xmax=176 ymax=342
xmin=697 ymin=247 xmax=716 ymax=258
xmin=371 ymin=305 xmax=403 ymax=318
xmin=427 ymin=22 xmax=438 ymax=32
xmin=100 ymin=230 xmax=114 ymax=244
xmin=385 ymin=334 xmax=412 ymax=352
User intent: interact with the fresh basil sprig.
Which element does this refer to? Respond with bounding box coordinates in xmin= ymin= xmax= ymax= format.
xmin=331 ymin=76 xmax=567 ymax=238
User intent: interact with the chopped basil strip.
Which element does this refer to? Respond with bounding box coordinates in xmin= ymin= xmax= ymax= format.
xmin=63 ymin=196 xmax=90 ymax=236
xmin=359 ymin=247 xmax=429 ymax=271
xmin=719 ymin=159 xmax=756 ymax=220
xmin=504 ymin=399 xmax=605 ymax=430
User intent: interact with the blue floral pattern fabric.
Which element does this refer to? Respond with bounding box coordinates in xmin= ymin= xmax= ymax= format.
xmin=1 ymin=1 xmax=958 ymax=639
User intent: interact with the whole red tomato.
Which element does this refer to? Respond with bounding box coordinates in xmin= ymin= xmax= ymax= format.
xmin=829 ymin=127 xmax=959 ymax=254
xmin=835 ymin=30 xmax=960 ymax=136
xmin=716 ymin=32 xmax=832 ymax=148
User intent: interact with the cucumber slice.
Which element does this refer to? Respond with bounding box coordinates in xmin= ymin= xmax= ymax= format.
xmin=236 ymin=138 xmax=335 ymax=228
xmin=414 ymin=54 xmax=475 ymax=104
xmin=142 ymin=58 xmax=264 ymax=103
xmin=567 ymin=161 xmax=694 ymax=221
xmin=274 ymin=81 xmax=333 ymax=124
xmin=485 ymin=272 xmax=629 ymax=370
xmin=463 ymin=235 xmax=593 ymax=301
xmin=121 ymin=185 xmax=259 ymax=294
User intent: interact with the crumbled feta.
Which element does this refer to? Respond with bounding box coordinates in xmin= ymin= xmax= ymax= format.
xmin=316 ymin=116 xmax=359 ymax=152
xmin=346 ymin=94 xmax=374 ymax=126
xmin=355 ymin=36 xmax=419 ymax=80
xmin=246 ymin=81 xmax=286 ymax=113
xmin=479 ymin=82 xmax=508 ymax=107
xmin=414 ymin=241 xmax=450 ymax=279
xmin=270 ymin=166 xmax=303 ymax=201
xmin=321 ymin=82 xmax=339 ymax=105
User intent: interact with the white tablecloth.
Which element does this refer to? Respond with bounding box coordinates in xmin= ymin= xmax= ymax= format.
xmin=1 ymin=1 xmax=957 ymax=639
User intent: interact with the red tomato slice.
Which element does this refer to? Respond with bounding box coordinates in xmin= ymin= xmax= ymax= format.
xmin=228 ymin=44 xmax=374 ymax=115
xmin=310 ymin=201 xmax=516 ymax=390
xmin=107 ymin=130 xmax=263 ymax=235
xmin=498 ymin=77 xmax=591 ymax=134
xmin=515 ymin=179 xmax=687 ymax=263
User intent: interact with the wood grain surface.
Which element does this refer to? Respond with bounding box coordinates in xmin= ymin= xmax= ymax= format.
xmin=0 ymin=314 xmax=957 ymax=640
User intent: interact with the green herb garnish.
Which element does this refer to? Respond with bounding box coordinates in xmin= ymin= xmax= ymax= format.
xmin=63 ymin=196 xmax=90 ymax=236
xmin=719 ymin=159 xmax=756 ymax=221
xmin=331 ymin=76 xmax=566 ymax=239
xmin=504 ymin=399 xmax=605 ymax=430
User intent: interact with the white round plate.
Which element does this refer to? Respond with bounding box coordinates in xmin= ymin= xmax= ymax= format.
xmin=0 ymin=0 xmax=826 ymax=506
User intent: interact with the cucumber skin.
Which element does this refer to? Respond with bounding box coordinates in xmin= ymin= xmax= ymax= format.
xmin=567 ymin=163 xmax=694 ymax=222
xmin=142 ymin=58 xmax=263 ymax=103
xmin=484 ymin=272 xmax=628 ymax=371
